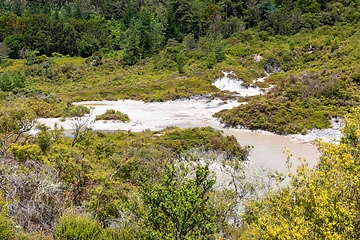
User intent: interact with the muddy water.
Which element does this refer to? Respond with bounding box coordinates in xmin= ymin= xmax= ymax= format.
xmin=36 ymin=99 xmax=320 ymax=175
xmin=222 ymin=129 xmax=319 ymax=173
xmin=84 ymin=99 xmax=320 ymax=172
xmin=211 ymin=71 xmax=320 ymax=172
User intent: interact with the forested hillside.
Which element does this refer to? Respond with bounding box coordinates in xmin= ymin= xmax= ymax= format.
xmin=1 ymin=0 xmax=360 ymax=60
xmin=1 ymin=0 xmax=360 ymax=239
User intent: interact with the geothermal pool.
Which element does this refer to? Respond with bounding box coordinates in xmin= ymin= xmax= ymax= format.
xmin=35 ymin=72 xmax=342 ymax=175
xmin=36 ymin=98 xmax=322 ymax=174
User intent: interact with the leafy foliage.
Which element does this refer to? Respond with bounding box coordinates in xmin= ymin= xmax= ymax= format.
xmin=0 ymin=99 xmax=37 ymax=155
xmin=95 ymin=109 xmax=130 ymax=122
xmin=2 ymin=0 xmax=360 ymax=239
xmin=55 ymin=214 xmax=101 ymax=240
xmin=0 ymin=120 xmax=247 ymax=238
xmin=0 ymin=210 xmax=15 ymax=240
xmin=238 ymin=108 xmax=360 ymax=239
xmin=135 ymin=163 xmax=217 ymax=239
xmin=0 ymin=71 xmax=26 ymax=92
xmin=156 ymin=127 xmax=249 ymax=159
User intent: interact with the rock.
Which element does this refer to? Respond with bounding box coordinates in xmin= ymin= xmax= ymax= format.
xmin=254 ymin=54 xmax=263 ymax=62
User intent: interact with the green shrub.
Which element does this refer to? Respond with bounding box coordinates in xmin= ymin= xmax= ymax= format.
xmin=289 ymin=40 xmax=296 ymax=50
xmin=54 ymin=214 xmax=101 ymax=240
xmin=176 ymin=52 xmax=186 ymax=74
xmin=59 ymin=103 xmax=90 ymax=118
xmin=86 ymin=51 xmax=103 ymax=67
xmin=11 ymin=144 xmax=42 ymax=163
xmin=12 ymin=71 xmax=26 ymax=89
xmin=25 ymin=51 xmax=47 ymax=65
xmin=0 ymin=72 xmax=13 ymax=92
xmin=0 ymin=211 xmax=15 ymax=240
xmin=0 ymin=71 xmax=26 ymax=92
xmin=95 ymin=109 xmax=130 ymax=122
xmin=51 ymin=52 xmax=63 ymax=58
xmin=156 ymin=127 xmax=249 ymax=159
xmin=136 ymin=164 xmax=217 ymax=239
xmin=54 ymin=213 xmax=137 ymax=240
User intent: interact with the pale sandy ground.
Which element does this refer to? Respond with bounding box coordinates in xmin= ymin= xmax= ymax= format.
xmin=35 ymin=99 xmax=321 ymax=175
xmin=34 ymin=72 xmax=344 ymax=187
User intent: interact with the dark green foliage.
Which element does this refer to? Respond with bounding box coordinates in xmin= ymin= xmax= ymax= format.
xmin=35 ymin=124 xmax=52 ymax=152
xmin=122 ymin=18 xmax=141 ymax=65
xmin=137 ymin=164 xmax=217 ymax=239
xmin=167 ymin=0 xmax=197 ymax=41
xmin=0 ymin=0 xmax=358 ymax=64
xmin=0 ymin=72 xmax=13 ymax=91
xmin=176 ymin=52 xmax=186 ymax=74
xmin=86 ymin=51 xmax=103 ymax=67
xmin=205 ymin=34 xmax=226 ymax=66
xmin=0 ymin=71 xmax=26 ymax=92
xmin=95 ymin=109 xmax=130 ymax=122
xmin=0 ymin=42 xmax=10 ymax=66
xmin=121 ymin=7 xmax=164 ymax=65
xmin=12 ymin=71 xmax=26 ymax=89
xmin=25 ymin=51 xmax=47 ymax=65
xmin=65 ymin=104 xmax=90 ymax=118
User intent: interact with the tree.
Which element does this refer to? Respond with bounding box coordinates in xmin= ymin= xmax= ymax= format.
xmin=122 ymin=18 xmax=141 ymax=65
xmin=202 ymin=3 xmax=225 ymax=35
xmin=0 ymin=100 xmax=37 ymax=156
xmin=176 ymin=52 xmax=186 ymax=74
xmin=70 ymin=109 xmax=93 ymax=148
xmin=167 ymin=0 xmax=198 ymax=42
xmin=136 ymin=163 xmax=217 ymax=239
xmin=192 ymin=0 xmax=205 ymax=48
xmin=204 ymin=33 xmax=226 ymax=68
xmin=0 ymin=72 xmax=13 ymax=92
xmin=122 ymin=6 xmax=164 ymax=65
xmin=11 ymin=71 xmax=25 ymax=89
xmin=218 ymin=0 xmax=245 ymax=18
xmin=0 ymin=42 xmax=10 ymax=66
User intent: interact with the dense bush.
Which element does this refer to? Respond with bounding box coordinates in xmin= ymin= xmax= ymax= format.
xmin=0 ymin=211 xmax=15 ymax=240
xmin=157 ymin=126 xmax=249 ymax=159
xmin=95 ymin=109 xmax=130 ymax=122
xmin=0 ymin=71 xmax=26 ymax=92
xmin=136 ymin=164 xmax=217 ymax=239
xmin=215 ymin=73 xmax=360 ymax=134
xmin=55 ymin=214 xmax=101 ymax=240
